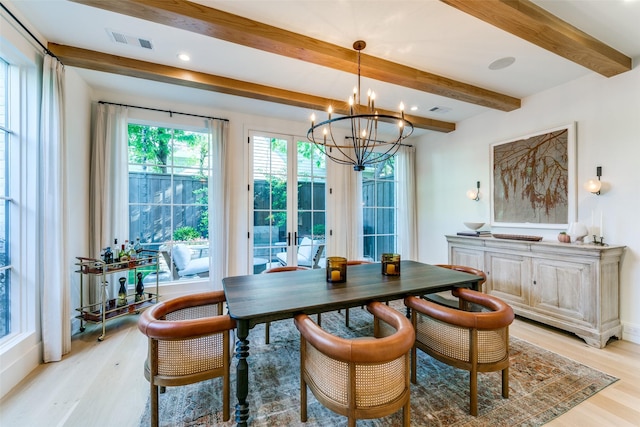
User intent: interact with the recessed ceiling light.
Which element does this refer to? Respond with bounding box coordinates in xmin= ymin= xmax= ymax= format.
xmin=489 ymin=56 xmax=515 ymax=70
xmin=177 ymin=53 xmax=191 ymax=61
xmin=410 ymin=106 xmax=418 ymax=111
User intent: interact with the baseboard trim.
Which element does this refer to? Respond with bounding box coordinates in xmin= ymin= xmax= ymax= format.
xmin=0 ymin=334 xmax=41 ymax=399
xmin=622 ymin=321 xmax=640 ymax=345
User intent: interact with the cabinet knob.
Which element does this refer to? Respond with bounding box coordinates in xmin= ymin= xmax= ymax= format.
xmin=533 ymin=280 xmax=537 ymax=285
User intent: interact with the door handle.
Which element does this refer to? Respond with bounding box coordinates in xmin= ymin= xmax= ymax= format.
xmin=294 ymin=232 xmax=298 ymax=246
xmin=287 ymin=232 xmax=291 ymax=246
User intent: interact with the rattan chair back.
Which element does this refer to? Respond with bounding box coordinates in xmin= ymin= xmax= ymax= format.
xmin=295 ymin=301 xmax=414 ymax=427
xmin=138 ymin=291 xmax=236 ymax=426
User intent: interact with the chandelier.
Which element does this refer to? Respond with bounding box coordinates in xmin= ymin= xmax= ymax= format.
xmin=307 ymin=40 xmax=414 ymax=171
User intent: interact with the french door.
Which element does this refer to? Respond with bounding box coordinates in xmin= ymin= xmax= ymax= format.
xmin=249 ymin=131 xmax=326 ymax=273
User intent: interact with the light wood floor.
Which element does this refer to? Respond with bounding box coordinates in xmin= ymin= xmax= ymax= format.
xmin=1 ymin=313 xmax=639 ymax=427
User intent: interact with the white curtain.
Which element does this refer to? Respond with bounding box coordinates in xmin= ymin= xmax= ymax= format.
xmin=325 ymin=151 xmax=363 ymax=261
xmin=206 ymin=119 xmax=229 ymax=290
xmin=396 ymin=145 xmax=418 ymax=260
xmin=89 ymin=104 xmax=129 ymax=301
xmin=40 ymin=55 xmax=69 ymax=362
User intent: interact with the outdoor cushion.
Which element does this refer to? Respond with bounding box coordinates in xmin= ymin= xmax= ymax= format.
xmin=172 ymin=244 xmax=192 ymax=271
xmin=178 ymin=256 xmax=210 ymax=277
xmin=298 ymin=237 xmax=313 ymax=261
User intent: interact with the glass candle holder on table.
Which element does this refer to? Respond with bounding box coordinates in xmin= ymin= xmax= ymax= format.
xmin=381 ymin=253 xmax=401 ymax=276
xmin=326 ymin=256 xmax=347 ymax=283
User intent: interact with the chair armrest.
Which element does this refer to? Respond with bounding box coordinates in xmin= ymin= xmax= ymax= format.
xmin=294 ymin=302 xmax=414 ymax=364
xmin=405 ymin=293 xmax=514 ymax=330
xmin=138 ymin=291 xmax=236 ymax=339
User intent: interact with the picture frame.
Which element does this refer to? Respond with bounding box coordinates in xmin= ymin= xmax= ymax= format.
xmin=490 ymin=123 xmax=576 ymax=229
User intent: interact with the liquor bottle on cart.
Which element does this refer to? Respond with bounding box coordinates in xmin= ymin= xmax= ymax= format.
xmin=135 ymin=272 xmax=145 ymax=302
xmin=117 ymin=277 xmax=128 ymax=307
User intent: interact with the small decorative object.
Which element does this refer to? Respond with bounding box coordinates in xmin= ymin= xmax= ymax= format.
xmin=117 ymin=277 xmax=128 ymax=307
xmin=567 ymin=222 xmax=589 ymax=243
xmin=463 ymin=222 xmax=485 ymax=231
xmin=135 ymin=272 xmax=145 ymax=302
xmin=326 ymin=257 xmax=347 ymax=283
xmin=557 ymin=232 xmax=571 ymax=243
xmin=381 ymin=253 xmax=401 ymax=276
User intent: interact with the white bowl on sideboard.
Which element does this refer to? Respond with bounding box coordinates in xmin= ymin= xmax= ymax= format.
xmin=463 ymin=222 xmax=485 ymax=231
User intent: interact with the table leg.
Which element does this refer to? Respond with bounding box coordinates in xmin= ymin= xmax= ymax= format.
xmin=234 ymin=320 xmax=250 ymax=426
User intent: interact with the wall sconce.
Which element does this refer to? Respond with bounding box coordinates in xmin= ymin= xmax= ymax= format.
xmin=466 ymin=181 xmax=480 ymax=201
xmin=584 ymin=166 xmax=602 ymax=195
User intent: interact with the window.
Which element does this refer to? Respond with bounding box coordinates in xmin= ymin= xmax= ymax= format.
xmin=128 ymin=124 xmax=211 ymax=281
xmin=0 ymin=58 xmax=10 ymax=338
xmin=250 ymin=131 xmax=326 ymax=272
xmin=362 ymin=157 xmax=397 ymax=261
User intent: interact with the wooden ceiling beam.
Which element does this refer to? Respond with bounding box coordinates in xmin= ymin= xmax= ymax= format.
xmin=70 ymin=0 xmax=521 ymax=112
xmin=440 ymin=0 xmax=631 ymax=77
xmin=48 ymin=43 xmax=456 ymax=133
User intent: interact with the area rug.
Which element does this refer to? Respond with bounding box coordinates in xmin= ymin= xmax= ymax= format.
xmin=139 ymin=305 xmax=617 ymax=427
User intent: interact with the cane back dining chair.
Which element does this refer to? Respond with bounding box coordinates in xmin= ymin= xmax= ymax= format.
xmin=405 ymin=288 xmax=514 ymax=416
xmin=426 ymin=264 xmax=487 ymax=308
xmin=138 ymin=291 xmax=236 ymax=426
xmin=262 ymin=265 xmax=310 ymax=344
xmin=294 ymin=301 xmax=415 ymax=427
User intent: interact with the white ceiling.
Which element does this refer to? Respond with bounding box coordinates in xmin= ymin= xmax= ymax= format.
xmin=7 ymin=0 xmax=640 ymax=136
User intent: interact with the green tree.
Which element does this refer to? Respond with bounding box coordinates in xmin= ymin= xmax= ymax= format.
xmin=128 ymin=125 xmax=208 ymax=174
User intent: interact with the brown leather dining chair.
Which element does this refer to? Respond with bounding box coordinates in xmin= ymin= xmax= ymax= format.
xmin=262 ymin=265 xmax=310 ymax=344
xmin=138 ymin=291 xmax=236 ymax=426
xmin=405 ymin=288 xmax=514 ymax=416
xmin=427 ymin=264 xmax=487 ymax=308
xmin=295 ymin=301 xmax=414 ymax=427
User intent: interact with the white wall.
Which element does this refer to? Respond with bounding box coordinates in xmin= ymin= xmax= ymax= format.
xmin=415 ymin=66 xmax=640 ymax=344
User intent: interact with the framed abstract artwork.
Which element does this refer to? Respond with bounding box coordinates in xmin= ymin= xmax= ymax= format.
xmin=490 ymin=123 xmax=576 ymax=229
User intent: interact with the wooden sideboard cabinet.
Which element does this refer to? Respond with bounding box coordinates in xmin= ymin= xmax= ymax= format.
xmin=446 ymin=235 xmax=625 ymax=348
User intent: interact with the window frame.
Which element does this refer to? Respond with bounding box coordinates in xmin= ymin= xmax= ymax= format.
xmin=127 ymin=119 xmax=213 ymax=284
xmin=361 ymin=158 xmax=398 ymax=261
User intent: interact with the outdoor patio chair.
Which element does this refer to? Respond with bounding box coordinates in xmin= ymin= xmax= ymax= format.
xmin=161 ymin=243 xmax=210 ymax=279
xmin=276 ymin=236 xmax=324 ymax=268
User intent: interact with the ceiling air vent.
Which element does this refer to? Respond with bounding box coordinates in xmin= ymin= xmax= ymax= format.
xmin=428 ymin=106 xmax=452 ymax=114
xmin=106 ymin=29 xmax=154 ymax=50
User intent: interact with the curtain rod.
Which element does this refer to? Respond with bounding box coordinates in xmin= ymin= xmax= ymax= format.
xmin=0 ymin=2 xmax=59 ymax=61
xmin=98 ymin=101 xmax=229 ymax=122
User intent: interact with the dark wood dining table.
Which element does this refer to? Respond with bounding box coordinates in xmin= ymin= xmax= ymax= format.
xmin=222 ymin=260 xmax=483 ymax=426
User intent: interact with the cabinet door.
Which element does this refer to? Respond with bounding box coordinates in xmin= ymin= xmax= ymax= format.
xmin=485 ymin=252 xmax=529 ymax=306
xmin=450 ymin=246 xmax=484 ymax=271
xmin=531 ymin=258 xmax=594 ymax=326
